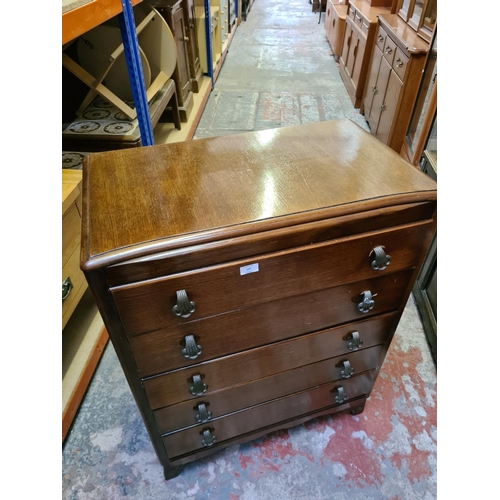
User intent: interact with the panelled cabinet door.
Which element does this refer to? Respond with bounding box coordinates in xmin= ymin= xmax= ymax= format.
xmin=345 ymin=22 xmax=359 ymax=78
xmin=377 ymin=71 xmax=403 ymax=145
xmin=351 ymin=33 xmax=366 ymax=91
xmin=368 ymin=55 xmax=391 ymax=134
xmin=184 ymin=0 xmax=202 ymax=86
xmin=340 ymin=21 xmax=352 ymax=68
xmin=363 ymin=45 xmax=383 ymax=121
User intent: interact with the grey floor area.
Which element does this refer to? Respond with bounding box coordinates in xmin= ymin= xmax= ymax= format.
xmin=62 ymin=1 xmax=437 ymax=499
xmin=193 ymin=0 xmax=369 ymax=139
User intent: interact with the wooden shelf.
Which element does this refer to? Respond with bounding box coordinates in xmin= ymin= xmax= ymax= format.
xmin=62 ymin=0 xmax=143 ymax=45
xmin=63 ymin=289 xmax=108 ymax=441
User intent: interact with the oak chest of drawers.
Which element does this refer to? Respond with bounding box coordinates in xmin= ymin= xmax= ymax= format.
xmin=81 ymin=119 xmax=437 ymax=479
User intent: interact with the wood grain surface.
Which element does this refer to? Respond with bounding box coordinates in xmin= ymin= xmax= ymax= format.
xmin=81 ymin=119 xmax=437 ymax=269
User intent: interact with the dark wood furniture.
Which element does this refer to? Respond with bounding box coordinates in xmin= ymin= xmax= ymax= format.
xmin=149 ymin=0 xmax=194 ymax=122
xmin=183 ymin=0 xmax=204 ymax=92
xmin=80 ymin=119 xmax=437 ymax=479
xmin=338 ymin=0 xmax=392 ymax=108
xmin=361 ymin=13 xmax=428 ymax=152
xmin=400 ymin=27 xmax=436 ymax=166
xmin=412 ymin=97 xmax=436 ymax=364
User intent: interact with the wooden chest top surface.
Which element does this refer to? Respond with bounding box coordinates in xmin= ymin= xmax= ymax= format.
xmin=82 ymin=119 xmax=436 ymax=265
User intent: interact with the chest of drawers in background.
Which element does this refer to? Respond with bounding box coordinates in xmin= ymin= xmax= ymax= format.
xmin=81 ymin=119 xmax=437 ymax=479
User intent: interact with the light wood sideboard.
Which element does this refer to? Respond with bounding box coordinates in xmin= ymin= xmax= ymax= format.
xmin=361 ymin=13 xmax=429 ymax=152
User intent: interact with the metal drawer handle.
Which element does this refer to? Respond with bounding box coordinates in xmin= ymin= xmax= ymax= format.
xmin=333 ymin=386 xmax=347 ymax=404
xmin=380 ymin=104 xmax=387 ymax=112
xmin=195 ymin=403 xmax=213 ymax=423
xmin=395 ymin=58 xmax=404 ymax=68
xmin=371 ymin=85 xmax=377 ymax=95
xmin=385 ymin=46 xmax=392 ymax=54
xmin=62 ymin=276 xmax=73 ymax=301
xmin=181 ymin=335 xmax=202 ymax=360
xmin=355 ymin=14 xmax=361 ymax=22
xmin=172 ymin=289 xmax=196 ymax=318
xmin=346 ymin=331 xmax=363 ymax=351
xmin=189 ymin=374 xmax=207 ymax=396
xmin=340 ymin=360 xmax=354 ymax=379
xmin=201 ymin=429 xmax=216 ymax=447
xmin=357 ymin=290 xmax=375 ymax=314
xmin=370 ymin=245 xmax=391 ymax=270
xmin=378 ymin=34 xmax=384 ymax=42
xmin=332 ymin=18 xmax=335 ymax=28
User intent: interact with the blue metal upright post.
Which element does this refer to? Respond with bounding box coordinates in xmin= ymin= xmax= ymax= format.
xmin=118 ymin=0 xmax=155 ymax=146
xmin=204 ymin=0 xmax=214 ymax=88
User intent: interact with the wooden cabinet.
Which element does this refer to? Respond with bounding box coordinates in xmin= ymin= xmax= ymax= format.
xmin=194 ymin=0 xmax=229 ymax=50
xmin=361 ymin=14 xmax=428 ymax=152
xmin=80 ymin=119 xmax=436 ymax=479
xmin=150 ymin=0 xmax=194 ymax=122
xmin=195 ymin=5 xmax=221 ymax=74
xmin=324 ymin=1 xmax=348 ymax=62
xmin=62 ymin=170 xmax=88 ymax=329
xmin=413 ymin=145 xmax=436 ymax=364
xmin=338 ymin=1 xmax=391 ymax=108
xmin=400 ymin=28 xmax=436 ymax=165
xmin=183 ymin=0 xmax=203 ymax=92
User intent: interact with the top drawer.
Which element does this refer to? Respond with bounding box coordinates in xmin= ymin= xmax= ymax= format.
xmin=348 ymin=4 xmax=356 ymax=20
xmin=111 ymin=221 xmax=434 ymax=335
xmin=393 ymin=48 xmax=409 ymax=81
xmin=383 ymin=35 xmax=397 ymax=66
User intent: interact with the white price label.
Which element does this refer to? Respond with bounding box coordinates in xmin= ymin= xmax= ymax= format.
xmin=240 ymin=263 xmax=259 ymax=276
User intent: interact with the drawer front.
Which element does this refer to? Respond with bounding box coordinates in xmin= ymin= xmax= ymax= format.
xmin=154 ymin=345 xmax=383 ymax=434
xmin=162 ymin=373 xmax=374 ymax=458
xmin=392 ymin=48 xmax=409 ymax=81
xmin=130 ymin=270 xmax=405 ymax=377
xmin=361 ymin=19 xmax=370 ymax=36
xmin=62 ymin=202 xmax=81 ymax=267
xmin=375 ymin=25 xmax=386 ymax=52
xmin=112 ymin=221 xmax=433 ymax=335
xmin=143 ymin=272 xmax=412 ymax=408
xmin=348 ymin=4 xmax=356 ymax=20
xmin=383 ymin=35 xmax=397 ymax=66
xmin=62 ymin=245 xmax=87 ymax=320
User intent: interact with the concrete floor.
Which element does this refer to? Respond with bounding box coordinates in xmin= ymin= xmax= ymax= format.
xmin=62 ymin=1 xmax=437 ymax=498
xmin=194 ymin=0 xmax=369 ymax=139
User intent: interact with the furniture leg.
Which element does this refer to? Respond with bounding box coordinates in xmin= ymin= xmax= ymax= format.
xmin=350 ymin=401 xmax=366 ymax=415
xmin=164 ymin=463 xmax=185 ymax=480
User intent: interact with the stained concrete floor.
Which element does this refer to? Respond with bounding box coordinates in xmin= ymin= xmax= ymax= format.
xmin=62 ymin=1 xmax=437 ymax=498
xmin=194 ymin=0 xmax=369 ymax=139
